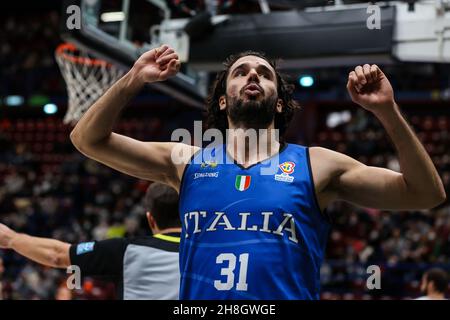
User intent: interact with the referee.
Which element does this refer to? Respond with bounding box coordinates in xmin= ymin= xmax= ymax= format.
xmin=0 ymin=183 xmax=181 ymax=300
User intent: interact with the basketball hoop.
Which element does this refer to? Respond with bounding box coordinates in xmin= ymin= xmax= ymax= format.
xmin=55 ymin=43 xmax=125 ymax=124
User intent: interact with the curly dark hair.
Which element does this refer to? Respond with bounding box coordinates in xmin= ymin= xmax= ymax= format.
xmin=205 ymin=51 xmax=300 ymax=138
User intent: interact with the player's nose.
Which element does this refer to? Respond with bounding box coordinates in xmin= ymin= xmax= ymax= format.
xmin=247 ymin=69 xmax=260 ymax=82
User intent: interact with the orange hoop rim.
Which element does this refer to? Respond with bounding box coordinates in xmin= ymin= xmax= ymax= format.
xmin=56 ymin=43 xmax=112 ymax=67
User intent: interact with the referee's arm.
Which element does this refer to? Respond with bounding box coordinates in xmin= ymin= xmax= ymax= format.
xmin=1 ymin=223 xmax=127 ymax=277
xmin=69 ymin=238 xmax=127 ymax=277
xmin=0 ymin=223 xmax=71 ymax=268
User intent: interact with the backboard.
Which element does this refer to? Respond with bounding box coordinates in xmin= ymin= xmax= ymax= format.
xmin=60 ymin=0 xmax=207 ymax=109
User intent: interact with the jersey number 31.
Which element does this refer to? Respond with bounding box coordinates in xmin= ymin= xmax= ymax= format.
xmin=214 ymin=253 xmax=249 ymax=291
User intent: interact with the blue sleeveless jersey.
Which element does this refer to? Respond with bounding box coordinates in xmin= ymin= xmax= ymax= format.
xmin=178 ymin=143 xmax=331 ymax=299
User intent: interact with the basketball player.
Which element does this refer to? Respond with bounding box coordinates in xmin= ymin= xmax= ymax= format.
xmin=70 ymin=45 xmax=446 ymax=299
xmin=0 ymin=183 xmax=181 ymax=300
xmin=416 ymin=268 xmax=448 ymax=300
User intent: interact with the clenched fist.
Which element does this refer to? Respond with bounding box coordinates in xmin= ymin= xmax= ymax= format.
xmin=131 ymin=45 xmax=181 ymax=84
xmin=347 ymin=64 xmax=395 ymax=116
xmin=0 ymin=223 xmax=16 ymax=249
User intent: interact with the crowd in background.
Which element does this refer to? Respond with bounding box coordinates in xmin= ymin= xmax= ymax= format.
xmin=1 ymin=111 xmax=449 ymax=299
xmin=0 ymin=11 xmax=63 ymax=99
xmin=0 ymin=7 xmax=449 ymax=300
xmin=316 ymin=111 xmax=450 ymax=299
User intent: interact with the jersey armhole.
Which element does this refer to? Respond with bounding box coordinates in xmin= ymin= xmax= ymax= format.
xmin=305 ymin=147 xmax=333 ymax=224
xmin=179 ymin=147 xmax=202 ymax=192
xmin=178 ymin=147 xmax=202 ymax=213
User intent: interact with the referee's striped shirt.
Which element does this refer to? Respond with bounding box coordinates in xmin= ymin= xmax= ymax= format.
xmin=69 ymin=232 xmax=180 ymax=300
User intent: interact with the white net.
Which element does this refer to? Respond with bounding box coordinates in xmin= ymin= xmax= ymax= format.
xmin=55 ymin=43 xmax=125 ymax=124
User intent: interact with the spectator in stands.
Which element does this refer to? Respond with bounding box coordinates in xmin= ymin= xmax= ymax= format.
xmin=416 ymin=268 xmax=448 ymax=300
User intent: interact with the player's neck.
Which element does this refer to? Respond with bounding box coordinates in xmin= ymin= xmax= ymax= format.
xmin=226 ymin=122 xmax=280 ymax=168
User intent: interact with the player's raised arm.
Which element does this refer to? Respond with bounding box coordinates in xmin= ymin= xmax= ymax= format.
xmin=311 ymin=65 xmax=446 ymax=211
xmin=70 ymin=45 xmax=198 ymax=191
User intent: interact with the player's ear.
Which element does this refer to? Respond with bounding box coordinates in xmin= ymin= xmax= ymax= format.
xmin=219 ymin=95 xmax=226 ymax=111
xmin=276 ymin=99 xmax=283 ymax=113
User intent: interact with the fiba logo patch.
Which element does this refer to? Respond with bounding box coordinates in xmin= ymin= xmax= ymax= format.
xmin=274 ymin=161 xmax=295 ymax=183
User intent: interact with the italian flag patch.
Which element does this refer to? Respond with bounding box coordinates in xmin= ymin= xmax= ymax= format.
xmin=235 ymin=175 xmax=251 ymax=191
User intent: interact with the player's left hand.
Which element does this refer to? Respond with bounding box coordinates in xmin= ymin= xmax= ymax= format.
xmin=347 ymin=64 xmax=395 ymax=115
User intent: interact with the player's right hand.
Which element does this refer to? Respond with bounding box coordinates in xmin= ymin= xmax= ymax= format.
xmin=0 ymin=223 xmax=16 ymax=249
xmin=131 ymin=45 xmax=181 ymax=84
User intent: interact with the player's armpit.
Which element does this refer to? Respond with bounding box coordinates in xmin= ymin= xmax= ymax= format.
xmin=71 ymin=133 xmax=199 ymax=191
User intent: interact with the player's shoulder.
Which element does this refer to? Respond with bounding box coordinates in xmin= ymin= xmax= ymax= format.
xmin=308 ymin=146 xmax=341 ymax=165
xmin=308 ymin=146 xmax=362 ymax=181
xmin=171 ymin=143 xmax=201 ymax=160
xmin=309 ymin=146 xmax=357 ymax=165
xmin=309 ymin=146 xmax=337 ymax=156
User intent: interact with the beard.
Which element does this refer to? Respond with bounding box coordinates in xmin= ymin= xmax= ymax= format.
xmin=226 ymin=91 xmax=278 ymax=130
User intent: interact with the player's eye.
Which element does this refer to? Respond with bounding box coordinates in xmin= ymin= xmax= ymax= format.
xmin=260 ymin=72 xmax=272 ymax=79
